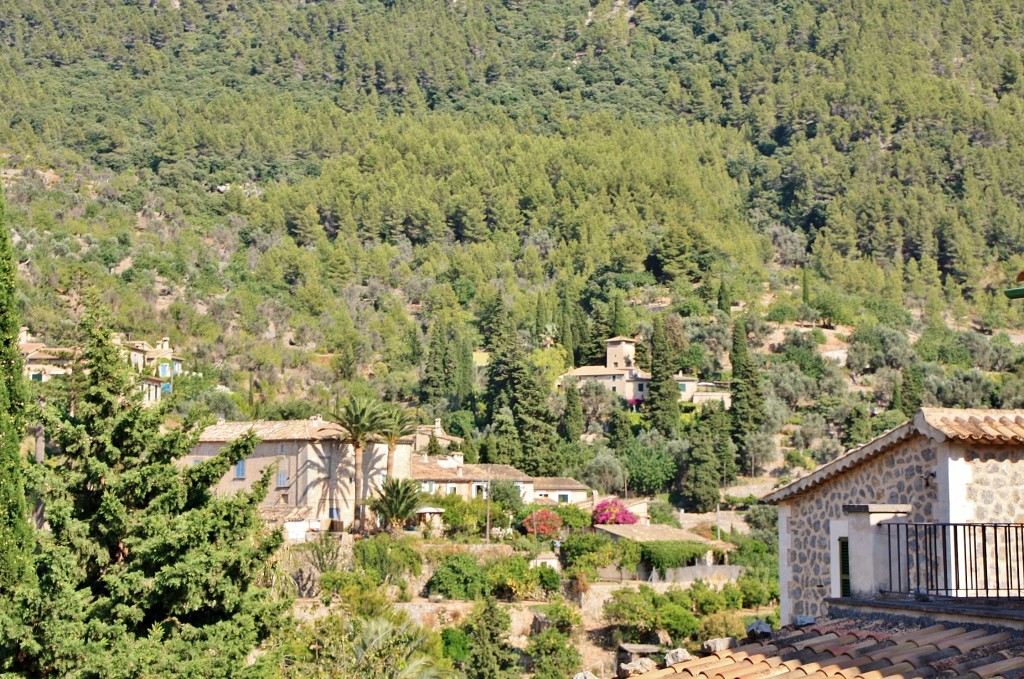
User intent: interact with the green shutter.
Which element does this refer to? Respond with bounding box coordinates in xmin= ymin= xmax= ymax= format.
xmin=839 ymin=537 xmax=851 ymax=597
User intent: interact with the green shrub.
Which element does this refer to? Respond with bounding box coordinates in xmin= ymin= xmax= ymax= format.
xmin=540 ymin=596 xmax=582 ymax=634
xmin=737 ymin=575 xmax=773 ymax=608
xmin=698 ymin=611 xmax=746 ymax=641
xmin=561 ymin=533 xmax=613 ymax=568
xmin=720 ymin=582 xmax=744 ymax=609
xmin=427 ymin=554 xmax=489 ymax=600
xmin=535 ymin=564 xmax=562 ymax=594
xmin=441 ymin=627 xmax=471 ymax=663
xmin=603 ymin=586 xmax=659 ymax=635
xmin=658 ymin=602 xmax=699 ymax=643
xmin=549 ymin=503 xmax=592 ymax=530
xmin=353 ymin=534 xmax=422 ymax=585
xmin=689 ymin=579 xmax=727 ymax=616
xmin=485 ymin=556 xmax=537 ymax=600
xmin=648 ymin=499 xmax=682 ymax=528
xmin=528 ymin=629 xmax=581 ymax=679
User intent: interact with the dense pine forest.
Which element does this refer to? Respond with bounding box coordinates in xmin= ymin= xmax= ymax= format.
xmin=5 ymin=0 xmax=1024 ymax=469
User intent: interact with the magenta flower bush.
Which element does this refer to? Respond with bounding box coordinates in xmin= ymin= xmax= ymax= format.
xmin=591 ymin=498 xmax=638 ymax=525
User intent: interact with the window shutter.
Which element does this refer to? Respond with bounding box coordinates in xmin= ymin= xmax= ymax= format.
xmin=839 ymin=537 xmax=851 ymax=597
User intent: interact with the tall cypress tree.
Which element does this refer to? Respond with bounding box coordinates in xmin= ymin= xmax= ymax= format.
xmin=0 ymin=187 xmax=31 ymax=590
xmin=562 ymin=383 xmax=584 ymax=443
xmin=729 ymin=316 xmax=765 ymax=473
xmin=647 ymin=315 xmax=681 ymax=437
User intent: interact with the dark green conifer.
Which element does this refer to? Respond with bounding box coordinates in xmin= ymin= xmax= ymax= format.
xmin=0 ymin=187 xmax=31 ymax=591
xmin=647 ymin=315 xmax=681 ymax=437
xmin=5 ymin=306 xmax=284 ymax=674
xmin=562 ymin=383 xmax=584 ymax=443
xmin=463 ymin=597 xmax=519 ymax=679
xmin=729 ymin=316 xmax=765 ymax=473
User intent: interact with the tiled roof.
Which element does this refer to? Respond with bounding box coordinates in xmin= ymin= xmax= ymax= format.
xmin=595 ymin=523 xmax=731 ymax=548
xmin=532 ymin=476 xmax=590 ymax=491
xmin=198 ymin=418 xmax=345 ymax=442
xmin=919 ymin=407 xmax=1024 ymax=443
xmin=258 ymin=505 xmax=311 ymax=523
xmin=765 ymin=408 xmax=1024 ymax=503
xmin=606 ymin=336 xmax=637 ymax=343
xmin=409 ymin=458 xmax=532 ymax=482
xmin=649 ymin=619 xmax=1024 ymax=679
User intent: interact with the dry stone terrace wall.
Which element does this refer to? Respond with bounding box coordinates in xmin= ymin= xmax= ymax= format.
xmin=964 ymin=446 xmax=1024 ymax=522
xmin=784 ymin=435 xmax=939 ymax=619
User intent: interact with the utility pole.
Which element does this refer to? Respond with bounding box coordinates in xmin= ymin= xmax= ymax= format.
xmin=485 ymin=473 xmax=492 ymax=543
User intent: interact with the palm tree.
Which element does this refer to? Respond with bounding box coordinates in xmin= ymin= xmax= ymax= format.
xmin=369 ymin=478 xmax=424 ymax=535
xmin=331 ymin=396 xmax=386 ymax=530
xmin=379 ymin=404 xmax=419 ymax=480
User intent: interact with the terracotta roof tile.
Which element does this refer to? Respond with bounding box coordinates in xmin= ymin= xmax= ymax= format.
xmin=661 ymin=620 xmax=1024 ymax=679
xmin=199 ymin=418 xmax=345 ymax=442
xmin=532 ymin=476 xmax=590 ymax=491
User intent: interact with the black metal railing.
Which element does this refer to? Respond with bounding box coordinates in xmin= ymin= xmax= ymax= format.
xmin=884 ymin=522 xmax=1024 ymax=598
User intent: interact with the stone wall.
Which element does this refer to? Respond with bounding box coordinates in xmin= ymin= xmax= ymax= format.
xmin=782 ymin=434 xmax=939 ymax=620
xmin=964 ymin=446 xmax=1024 ymax=522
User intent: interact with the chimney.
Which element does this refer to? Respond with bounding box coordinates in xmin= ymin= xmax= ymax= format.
xmin=18 ymin=327 xmax=29 ymax=344
xmin=422 ymin=452 xmax=428 ymax=463
xmin=591 ymin=489 xmax=599 ymax=504
xmin=161 ymin=337 xmax=170 ymax=350
xmin=434 ymin=418 xmax=443 ymax=436
xmin=457 ymin=467 xmax=463 ymax=477
xmin=451 ymin=451 xmax=464 ymax=466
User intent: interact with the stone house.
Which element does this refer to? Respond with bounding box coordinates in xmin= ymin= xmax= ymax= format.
xmin=766 ymin=407 xmax=1024 ymax=625
xmin=558 ymin=336 xmax=727 ymax=407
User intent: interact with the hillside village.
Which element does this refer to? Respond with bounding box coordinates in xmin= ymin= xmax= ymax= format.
xmin=8 ymin=0 xmax=1024 ymax=676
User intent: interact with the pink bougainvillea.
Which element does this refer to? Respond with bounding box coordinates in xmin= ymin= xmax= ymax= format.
xmin=591 ymin=498 xmax=638 ymax=525
xmin=523 ymin=508 xmax=563 ymax=538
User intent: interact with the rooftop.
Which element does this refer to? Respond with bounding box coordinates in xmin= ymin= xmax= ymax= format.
xmin=198 ymin=418 xmax=345 ymax=442
xmin=409 ymin=457 xmax=532 ymax=482
xmin=765 ymin=408 xmax=1024 ymax=503
xmin=595 ymin=523 xmax=729 ymax=547
xmin=650 ymin=617 xmax=1024 ymax=679
xmin=532 ymin=476 xmax=590 ymax=491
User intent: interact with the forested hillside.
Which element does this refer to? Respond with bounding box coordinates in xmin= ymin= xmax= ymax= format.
xmin=5 ymin=0 xmax=1024 ymax=474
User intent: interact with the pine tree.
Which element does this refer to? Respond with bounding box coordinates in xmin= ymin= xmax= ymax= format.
xmin=5 ymin=305 xmax=284 ymax=674
xmin=562 ymin=384 xmax=584 ymax=443
xmin=483 ymin=303 xmax=559 ymax=473
xmin=488 ymin=407 xmax=521 ymax=465
xmin=0 ymin=187 xmax=31 ymax=591
xmin=421 ymin=318 xmax=451 ymax=405
xmin=703 ymin=402 xmax=738 ymax=485
xmin=463 ymin=597 xmax=519 ymax=679
xmin=427 ymin=432 xmax=444 ymax=457
xmin=729 ymin=317 xmax=765 ymax=474
xmin=647 ymin=315 xmax=681 ymax=437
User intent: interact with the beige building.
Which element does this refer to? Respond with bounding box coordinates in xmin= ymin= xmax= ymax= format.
xmin=766 ymin=408 xmax=1024 ymax=625
xmin=189 ymin=417 xmax=464 ymax=530
xmin=533 ymin=476 xmax=592 ymax=504
xmin=410 ymin=454 xmax=534 ymax=502
xmin=558 ymin=336 xmax=725 ymax=407
xmin=19 ymin=327 xmax=182 ymax=406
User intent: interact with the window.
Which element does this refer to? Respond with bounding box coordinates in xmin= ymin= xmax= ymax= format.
xmin=30 ymin=373 xmax=42 ymax=382
xmin=448 ymin=485 xmax=457 ymax=495
xmin=838 ymin=537 xmax=851 ymax=597
xmin=234 ymin=460 xmax=246 ymax=479
xmin=638 ymin=383 xmax=644 ymax=392
xmin=329 ymin=507 xmax=340 ymax=520
xmin=276 ymin=469 xmax=288 ymax=488
xmin=612 ymin=386 xmax=617 ymax=393
xmin=159 ymin=363 xmax=170 ymax=378
xmin=558 ymin=494 xmax=569 ymax=503
xmin=192 ymin=459 xmax=202 ymax=466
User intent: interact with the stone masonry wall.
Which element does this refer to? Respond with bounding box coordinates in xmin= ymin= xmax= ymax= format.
xmin=964 ymin=445 xmax=1024 ymax=523
xmin=783 ymin=435 xmax=939 ymax=619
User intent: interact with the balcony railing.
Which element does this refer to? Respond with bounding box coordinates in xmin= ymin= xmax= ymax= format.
xmin=883 ymin=522 xmax=1024 ymax=598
